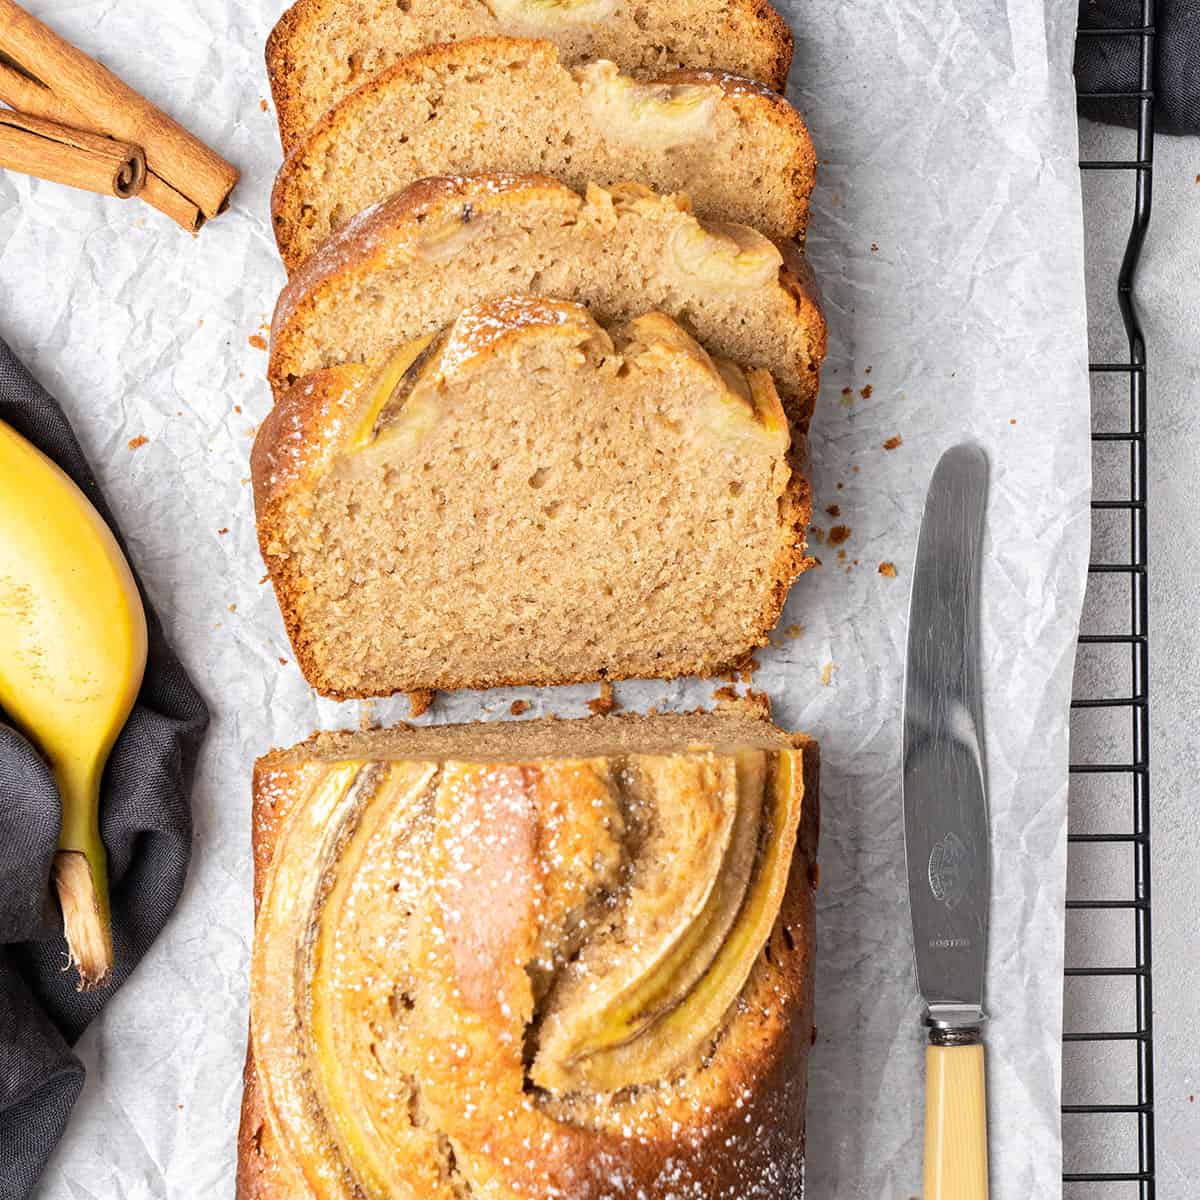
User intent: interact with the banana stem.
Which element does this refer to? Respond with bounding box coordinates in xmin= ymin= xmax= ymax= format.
xmin=52 ymin=766 xmax=113 ymax=991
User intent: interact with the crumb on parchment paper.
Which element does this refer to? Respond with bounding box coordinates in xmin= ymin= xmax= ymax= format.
xmin=769 ymin=623 xmax=805 ymax=647
xmin=879 ymin=561 xmax=898 ymax=578
xmin=859 ymin=385 xmax=872 ymax=399
xmin=828 ymin=524 xmax=851 ymax=546
xmin=825 ymin=504 xmax=840 ymax=518
xmin=883 ymin=435 xmax=903 ymax=450
xmin=820 ymin=662 xmax=836 ymax=686
xmin=127 ymin=435 xmax=148 ymax=450
xmin=248 ymin=334 xmax=268 ymax=351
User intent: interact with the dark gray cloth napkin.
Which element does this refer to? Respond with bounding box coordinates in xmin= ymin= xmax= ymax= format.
xmin=1077 ymin=1 xmax=1200 ymax=134
xmin=0 ymin=339 xmax=208 ymax=1200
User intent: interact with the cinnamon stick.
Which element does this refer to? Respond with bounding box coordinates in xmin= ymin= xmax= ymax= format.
xmin=0 ymin=109 xmax=144 ymax=197
xmin=0 ymin=54 xmax=207 ymax=230
xmin=0 ymin=55 xmax=78 ymax=124
xmin=141 ymin=170 xmax=204 ymax=234
xmin=0 ymin=1 xmax=237 ymax=218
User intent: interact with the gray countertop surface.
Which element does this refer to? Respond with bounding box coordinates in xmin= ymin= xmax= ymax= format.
xmin=1074 ymin=114 xmax=1198 ymax=1195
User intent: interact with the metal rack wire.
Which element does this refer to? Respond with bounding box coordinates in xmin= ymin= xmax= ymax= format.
xmin=1067 ymin=1 xmax=1154 ymax=1194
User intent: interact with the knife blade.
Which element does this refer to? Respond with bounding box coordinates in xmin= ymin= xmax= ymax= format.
xmin=902 ymin=442 xmax=991 ymax=1199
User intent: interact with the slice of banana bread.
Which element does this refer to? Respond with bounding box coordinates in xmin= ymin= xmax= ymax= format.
xmin=272 ymin=38 xmax=814 ymax=270
xmin=253 ymin=295 xmax=812 ymax=699
xmin=239 ymin=707 xmax=818 ymax=1200
xmin=267 ymin=0 xmax=794 ymax=152
xmin=269 ymin=175 xmax=826 ymax=428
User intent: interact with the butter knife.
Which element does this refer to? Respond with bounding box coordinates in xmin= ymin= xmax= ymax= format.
xmin=902 ymin=442 xmax=991 ymax=1200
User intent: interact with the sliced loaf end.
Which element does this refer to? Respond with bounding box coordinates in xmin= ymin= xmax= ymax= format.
xmin=259 ymin=702 xmax=809 ymax=769
xmin=242 ymin=705 xmax=818 ymax=1200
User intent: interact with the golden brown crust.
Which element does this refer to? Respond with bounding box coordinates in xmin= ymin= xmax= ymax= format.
xmin=266 ymin=0 xmax=795 ymax=152
xmin=250 ymin=366 xmax=369 ymax=698
xmin=251 ymin=364 xmax=367 ymax=519
xmin=237 ymin=1048 xmax=292 ymax=1200
xmin=238 ymin=718 xmax=818 ymax=1200
xmin=776 ymin=244 xmax=827 ymax=435
xmin=270 ymin=38 xmax=815 ymax=271
xmin=238 ymin=758 xmax=325 ymax=1200
xmin=754 ymin=0 xmax=795 ymax=92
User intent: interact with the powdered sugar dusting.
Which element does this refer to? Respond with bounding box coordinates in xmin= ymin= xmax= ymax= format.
xmin=669 ymin=69 xmax=783 ymax=102
xmin=435 ymin=295 xmax=594 ymax=378
xmin=250 ymin=737 xmax=811 ymax=1197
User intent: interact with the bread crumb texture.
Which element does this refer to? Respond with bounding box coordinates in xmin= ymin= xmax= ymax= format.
xmin=254 ymin=296 xmax=812 ymax=698
xmin=272 ymin=39 xmax=815 ymax=270
xmin=267 ymin=0 xmax=793 ymax=151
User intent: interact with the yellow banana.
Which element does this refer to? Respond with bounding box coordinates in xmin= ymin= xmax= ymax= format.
xmin=0 ymin=419 xmax=147 ymax=990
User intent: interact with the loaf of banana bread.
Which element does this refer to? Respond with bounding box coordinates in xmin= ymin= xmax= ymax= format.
xmin=238 ymin=707 xmax=819 ymax=1200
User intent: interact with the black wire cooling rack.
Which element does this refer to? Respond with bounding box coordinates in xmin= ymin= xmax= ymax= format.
xmin=1066 ymin=1 xmax=1155 ymax=1195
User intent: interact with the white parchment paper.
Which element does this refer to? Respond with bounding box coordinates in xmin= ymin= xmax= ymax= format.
xmin=1 ymin=1 xmax=1090 ymax=1196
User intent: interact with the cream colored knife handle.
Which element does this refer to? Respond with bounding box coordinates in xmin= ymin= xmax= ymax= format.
xmin=924 ymin=1041 xmax=989 ymax=1200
